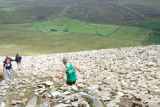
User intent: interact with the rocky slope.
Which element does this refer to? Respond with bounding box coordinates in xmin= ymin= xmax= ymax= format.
xmin=0 ymin=45 xmax=160 ymax=107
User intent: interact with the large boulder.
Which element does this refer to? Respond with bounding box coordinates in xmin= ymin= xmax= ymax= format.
xmin=119 ymin=95 xmax=149 ymax=107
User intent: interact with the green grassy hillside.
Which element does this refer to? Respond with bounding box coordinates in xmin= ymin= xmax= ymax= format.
xmin=0 ymin=0 xmax=159 ymax=55
xmin=0 ymin=18 xmax=152 ymax=55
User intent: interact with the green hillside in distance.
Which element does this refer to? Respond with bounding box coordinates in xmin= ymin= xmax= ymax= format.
xmin=0 ymin=18 xmax=154 ymax=55
xmin=0 ymin=0 xmax=159 ymax=55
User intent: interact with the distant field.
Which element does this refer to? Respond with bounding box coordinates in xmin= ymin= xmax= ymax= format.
xmin=0 ymin=18 xmax=154 ymax=55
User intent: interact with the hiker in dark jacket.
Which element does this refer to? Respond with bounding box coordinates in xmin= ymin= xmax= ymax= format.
xmin=15 ymin=53 xmax=22 ymax=71
xmin=3 ymin=56 xmax=14 ymax=81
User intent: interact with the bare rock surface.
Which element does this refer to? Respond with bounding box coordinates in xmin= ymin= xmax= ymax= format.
xmin=0 ymin=45 xmax=160 ymax=107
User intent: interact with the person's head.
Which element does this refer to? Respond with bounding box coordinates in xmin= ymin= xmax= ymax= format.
xmin=6 ymin=58 xmax=11 ymax=64
xmin=16 ymin=53 xmax=19 ymax=57
xmin=62 ymin=57 xmax=67 ymax=65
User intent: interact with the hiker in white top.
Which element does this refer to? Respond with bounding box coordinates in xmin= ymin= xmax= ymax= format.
xmin=3 ymin=56 xmax=14 ymax=82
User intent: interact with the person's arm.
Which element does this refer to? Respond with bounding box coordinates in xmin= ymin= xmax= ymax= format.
xmin=3 ymin=60 xmax=6 ymax=67
xmin=56 ymin=65 xmax=66 ymax=80
xmin=75 ymin=65 xmax=81 ymax=72
xmin=10 ymin=58 xmax=15 ymax=61
xmin=59 ymin=68 xmax=65 ymax=79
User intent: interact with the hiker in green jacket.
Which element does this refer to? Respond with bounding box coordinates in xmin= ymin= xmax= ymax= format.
xmin=62 ymin=58 xmax=80 ymax=86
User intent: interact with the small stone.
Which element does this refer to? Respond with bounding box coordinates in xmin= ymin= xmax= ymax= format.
xmin=71 ymin=85 xmax=78 ymax=91
xmin=0 ymin=102 xmax=5 ymax=107
xmin=44 ymin=81 xmax=53 ymax=86
xmin=54 ymin=104 xmax=71 ymax=107
xmin=63 ymin=91 xmax=72 ymax=95
xmin=78 ymin=101 xmax=90 ymax=107
xmin=71 ymin=102 xmax=78 ymax=106
xmin=11 ymin=100 xmax=23 ymax=105
xmin=50 ymin=91 xmax=62 ymax=98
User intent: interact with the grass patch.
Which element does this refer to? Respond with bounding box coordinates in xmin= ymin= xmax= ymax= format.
xmin=32 ymin=18 xmax=120 ymax=36
xmin=135 ymin=19 xmax=160 ymax=45
xmin=137 ymin=19 xmax=160 ymax=31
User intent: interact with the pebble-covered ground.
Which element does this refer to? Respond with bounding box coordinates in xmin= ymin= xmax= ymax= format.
xmin=0 ymin=45 xmax=160 ymax=107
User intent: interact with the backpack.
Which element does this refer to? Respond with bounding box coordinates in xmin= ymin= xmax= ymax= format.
xmin=4 ymin=63 xmax=12 ymax=70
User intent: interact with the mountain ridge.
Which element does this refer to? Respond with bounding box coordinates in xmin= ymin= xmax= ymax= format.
xmin=0 ymin=0 xmax=160 ymax=24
